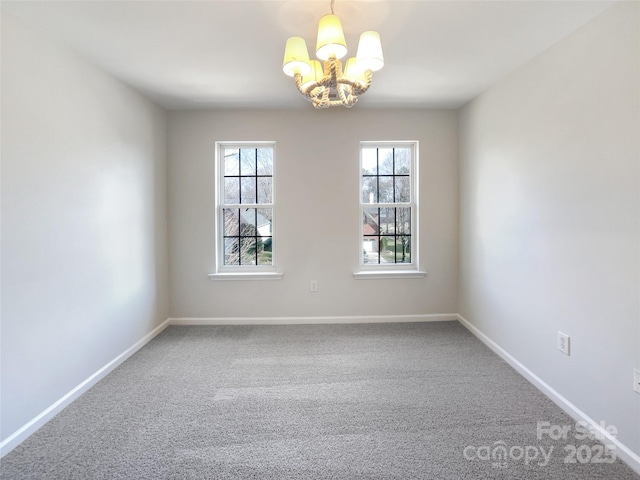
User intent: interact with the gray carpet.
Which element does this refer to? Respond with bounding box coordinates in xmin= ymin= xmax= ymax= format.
xmin=1 ymin=321 xmax=638 ymax=479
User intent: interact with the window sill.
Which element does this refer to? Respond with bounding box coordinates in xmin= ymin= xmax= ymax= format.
xmin=353 ymin=270 xmax=426 ymax=280
xmin=208 ymin=272 xmax=283 ymax=281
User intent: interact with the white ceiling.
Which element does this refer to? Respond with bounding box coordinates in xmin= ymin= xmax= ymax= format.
xmin=2 ymin=0 xmax=615 ymax=110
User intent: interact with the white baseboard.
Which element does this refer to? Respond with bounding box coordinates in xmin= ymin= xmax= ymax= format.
xmin=457 ymin=314 xmax=640 ymax=475
xmin=169 ymin=313 xmax=458 ymax=326
xmin=0 ymin=319 xmax=171 ymax=458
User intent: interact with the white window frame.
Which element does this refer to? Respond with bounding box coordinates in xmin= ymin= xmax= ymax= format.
xmin=355 ymin=141 xmax=425 ymax=279
xmin=210 ymin=141 xmax=282 ymax=280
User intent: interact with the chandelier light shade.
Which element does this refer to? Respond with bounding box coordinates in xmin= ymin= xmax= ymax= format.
xmin=344 ymin=57 xmax=367 ymax=84
xmin=282 ymin=37 xmax=312 ymax=77
xmin=315 ymin=14 xmax=348 ymax=61
xmin=282 ymin=0 xmax=384 ymax=109
xmin=356 ymin=31 xmax=385 ymax=72
xmin=301 ymin=59 xmax=325 ymax=91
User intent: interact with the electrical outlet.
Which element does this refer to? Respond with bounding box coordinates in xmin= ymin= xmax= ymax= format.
xmin=310 ymin=280 xmax=318 ymax=292
xmin=634 ymin=369 xmax=640 ymax=394
xmin=557 ymin=332 xmax=570 ymax=356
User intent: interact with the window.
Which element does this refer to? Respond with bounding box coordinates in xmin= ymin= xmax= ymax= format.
xmin=214 ymin=142 xmax=279 ymax=278
xmin=359 ymin=142 xmax=422 ymax=276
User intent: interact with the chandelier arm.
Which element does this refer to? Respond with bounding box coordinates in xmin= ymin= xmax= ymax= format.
xmin=337 ymin=83 xmax=349 ymax=104
xmin=309 ymin=88 xmax=330 ymax=109
xmin=309 ymin=87 xmax=324 ymax=100
xmin=329 ymin=97 xmax=357 ymax=108
xmin=337 ymin=70 xmax=373 ymax=95
xmin=341 ymin=86 xmax=358 ymax=107
xmin=293 ymin=73 xmax=305 ymax=94
xmin=312 ymin=97 xmax=330 ymax=109
xmin=337 ymin=79 xmax=367 ymax=96
xmin=360 ymin=69 xmax=373 ymax=94
xmin=294 ymin=73 xmax=309 ymax=96
xmin=321 ymin=87 xmax=331 ymax=103
xmin=295 ymin=74 xmax=324 ymax=103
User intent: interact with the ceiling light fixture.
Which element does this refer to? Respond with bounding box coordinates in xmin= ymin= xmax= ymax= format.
xmin=282 ymin=0 xmax=384 ymax=109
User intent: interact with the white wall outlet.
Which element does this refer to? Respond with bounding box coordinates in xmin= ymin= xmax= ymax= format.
xmin=634 ymin=369 xmax=640 ymax=394
xmin=557 ymin=332 xmax=570 ymax=356
xmin=310 ymin=280 xmax=318 ymax=292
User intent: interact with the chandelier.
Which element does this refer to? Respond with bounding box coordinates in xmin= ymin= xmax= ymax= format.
xmin=282 ymin=0 xmax=384 ymax=109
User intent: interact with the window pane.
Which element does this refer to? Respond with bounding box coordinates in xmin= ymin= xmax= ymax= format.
xmin=257 ymin=148 xmax=273 ymax=175
xmin=257 ymin=177 xmax=272 ymax=204
xmin=257 ymin=208 xmax=273 ymax=237
xmin=224 ymin=238 xmax=239 ymax=265
xmin=394 ymin=148 xmax=411 ymax=174
xmin=362 ymin=148 xmax=377 ymax=175
xmin=240 ymin=238 xmax=257 ymax=265
xmin=378 ymin=176 xmax=394 ymax=203
xmin=240 ymin=148 xmax=256 ymax=175
xmin=397 ymin=236 xmax=411 ymax=263
xmin=362 ymin=237 xmax=376 ymax=264
xmin=380 ymin=207 xmax=395 ymax=235
xmin=240 ymin=208 xmax=257 ymax=236
xmin=224 ymin=149 xmax=240 ymax=175
xmin=365 ymin=240 xmax=379 ymax=265
xmin=396 ymin=207 xmax=411 ymax=235
xmin=241 ymin=177 xmax=256 ymax=204
xmin=394 ymin=176 xmax=410 ymax=203
xmin=224 ymin=177 xmax=239 ymax=204
xmin=361 ymin=176 xmax=378 ymax=203
xmin=380 ymin=236 xmax=395 ymax=263
xmin=378 ymin=148 xmax=393 ymax=175
xmin=223 ymin=208 xmax=239 ymax=236
xmin=258 ymin=238 xmax=272 ymax=265
xmin=363 ymin=208 xmax=380 ymax=236
xmin=257 ymin=208 xmax=272 ymax=266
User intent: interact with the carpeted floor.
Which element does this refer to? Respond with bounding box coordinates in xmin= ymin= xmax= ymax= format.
xmin=1 ymin=321 xmax=638 ymax=479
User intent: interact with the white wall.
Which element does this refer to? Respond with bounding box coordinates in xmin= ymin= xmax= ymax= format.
xmin=1 ymin=12 xmax=169 ymax=441
xmin=459 ymin=1 xmax=639 ymax=455
xmin=168 ymin=109 xmax=458 ymax=318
